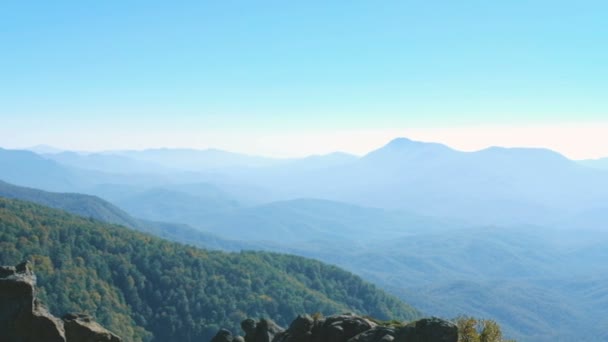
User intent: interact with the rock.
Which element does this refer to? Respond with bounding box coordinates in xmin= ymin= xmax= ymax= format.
xmin=256 ymin=318 xmax=284 ymax=342
xmin=210 ymin=328 xmax=246 ymax=342
xmin=0 ymin=262 xmax=65 ymax=342
xmin=216 ymin=314 xmax=458 ymax=342
xmin=273 ymin=315 xmax=315 ymax=342
xmin=0 ymin=262 xmax=121 ymax=342
xmin=0 ymin=265 xmax=17 ymax=278
xmin=290 ymin=315 xmax=314 ymax=336
xmin=215 ymin=313 xmax=460 ymax=342
xmin=237 ymin=314 xmax=375 ymax=342
xmin=241 ymin=318 xmax=284 ymax=342
xmin=242 ymin=318 xmax=257 ymax=342
xmin=63 ymin=313 xmax=122 ymax=342
xmin=395 ymin=317 xmax=458 ymax=342
xmin=16 ymin=260 xmax=31 ymax=273
xmin=348 ymin=326 xmax=396 ymax=342
xmin=211 ymin=328 xmax=236 ymax=342
xmin=320 ymin=314 xmax=377 ymax=342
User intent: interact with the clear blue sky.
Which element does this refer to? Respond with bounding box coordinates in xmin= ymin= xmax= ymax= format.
xmin=1 ymin=1 xmax=607 ymax=157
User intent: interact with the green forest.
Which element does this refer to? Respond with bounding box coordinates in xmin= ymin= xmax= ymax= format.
xmin=0 ymin=197 xmax=419 ymax=341
xmin=0 ymin=180 xmax=139 ymax=227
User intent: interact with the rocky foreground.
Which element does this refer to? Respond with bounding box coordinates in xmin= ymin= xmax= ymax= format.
xmin=0 ymin=261 xmax=121 ymax=342
xmin=211 ymin=314 xmax=458 ymax=342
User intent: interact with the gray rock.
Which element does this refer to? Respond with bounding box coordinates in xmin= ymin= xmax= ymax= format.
xmin=320 ymin=314 xmax=377 ymax=342
xmin=274 ymin=315 xmax=315 ymax=342
xmin=0 ymin=262 xmax=65 ymax=342
xmin=0 ymin=262 xmax=121 ymax=342
xmin=0 ymin=265 xmax=17 ymax=278
xmin=395 ymin=317 xmax=457 ymax=342
xmin=221 ymin=315 xmax=457 ymax=342
xmin=256 ymin=318 xmax=284 ymax=342
xmin=243 ymin=314 xmax=375 ymax=342
xmin=290 ymin=315 xmax=314 ymax=335
xmin=211 ymin=328 xmax=235 ymax=342
xmin=16 ymin=260 xmax=31 ymax=273
xmin=241 ymin=318 xmax=284 ymax=342
xmin=242 ymin=318 xmax=257 ymax=342
xmin=348 ymin=326 xmax=396 ymax=342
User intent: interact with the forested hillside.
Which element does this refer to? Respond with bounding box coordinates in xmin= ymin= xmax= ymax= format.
xmin=0 ymin=180 xmax=252 ymax=251
xmin=0 ymin=180 xmax=139 ymax=227
xmin=0 ymin=197 xmax=419 ymax=342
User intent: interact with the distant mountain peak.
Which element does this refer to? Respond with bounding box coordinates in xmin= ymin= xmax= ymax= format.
xmin=363 ymin=137 xmax=455 ymax=161
xmin=384 ymin=137 xmax=451 ymax=149
xmin=384 ymin=137 xmax=415 ymax=147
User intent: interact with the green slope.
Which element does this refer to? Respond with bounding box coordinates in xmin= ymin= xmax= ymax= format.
xmin=0 ymin=179 xmax=251 ymax=251
xmin=0 ymin=179 xmax=139 ymax=227
xmin=0 ymin=197 xmax=420 ymax=342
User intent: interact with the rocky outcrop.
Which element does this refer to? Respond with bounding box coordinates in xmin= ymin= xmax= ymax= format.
xmin=211 ymin=328 xmax=237 ymax=342
xmin=396 ymin=317 xmax=458 ymax=342
xmin=0 ymin=261 xmax=121 ymax=342
xmin=243 ymin=318 xmax=284 ymax=342
xmin=212 ymin=313 xmax=457 ymax=342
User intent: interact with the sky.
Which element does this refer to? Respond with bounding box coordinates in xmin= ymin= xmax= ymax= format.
xmin=1 ymin=1 xmax=607 ymax=159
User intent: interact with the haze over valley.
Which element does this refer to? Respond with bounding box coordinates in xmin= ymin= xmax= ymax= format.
xmin=2 ymin=138 xmax=608 ymax=341
xmin=2 ymin=2 xmax=607 ymax=341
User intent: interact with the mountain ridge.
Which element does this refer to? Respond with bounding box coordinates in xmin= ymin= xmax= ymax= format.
xmin=0 ymin=196 xmax=421 ymax=341
xmin=0 ymin=179 xmax=253 ymax=252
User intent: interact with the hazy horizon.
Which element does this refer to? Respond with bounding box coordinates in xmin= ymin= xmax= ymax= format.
xmin=6 ymin=124 xmax=608 ymax=161
xmin=2 ymin=2 xmax=607 ymax=159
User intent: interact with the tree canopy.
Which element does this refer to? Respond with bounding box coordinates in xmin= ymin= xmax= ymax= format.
xmin=0 ymin=197 xmax=419 ymax=341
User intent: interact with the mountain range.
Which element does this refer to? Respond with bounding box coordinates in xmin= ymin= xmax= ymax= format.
xmin=3 ymin=137 xmax=608 ymax=341
xmin=0 ymin=180 xmax=252 ymax=252
xmin=0 ymin=196 xmax=419 ymax=341
xmin=17 ymin=137 xmax=608 ymax=226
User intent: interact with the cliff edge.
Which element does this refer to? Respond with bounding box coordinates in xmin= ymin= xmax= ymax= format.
xmin=0 ymin=261 xmax=121 ymax=342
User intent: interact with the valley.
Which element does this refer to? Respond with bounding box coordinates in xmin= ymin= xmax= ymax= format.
xmin=3 ymin=139 xmax=608 ymax=341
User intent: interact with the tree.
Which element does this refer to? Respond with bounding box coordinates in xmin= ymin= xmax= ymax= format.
xmin=479 ymin=320 xmax=502 ymax=342
xmin=455 ymin=316 xmax=515 ymax=342
xmin=456 ymin=316 xmax=480 ymax=342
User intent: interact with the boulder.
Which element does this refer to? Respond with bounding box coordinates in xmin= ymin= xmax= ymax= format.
xmin=348 ymin=326 xmax=396 ymax=342
xmin=395 ymin=317 xmax=457 ymax=342
xmin=242 ymin=318 xmax=257 ymax=342
xmin=0 ymin=262 xmax=122 ymax=342
xmin=211 ymin=328 xmax=236 ymax=342
xmin=256 ymin=318 xmax=284 ymax=342
xmin=0 ymin=262 xmax=65 ymax=342
xmin=217 ymin=314 xmax=458 ymax=342
xmin=241 ymin=318 xmax=284 ymax=342
xmin=273 ymin=315 xmax=315 ymax=342
xmin=320 ymin=314 xmax=377 ymax=342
